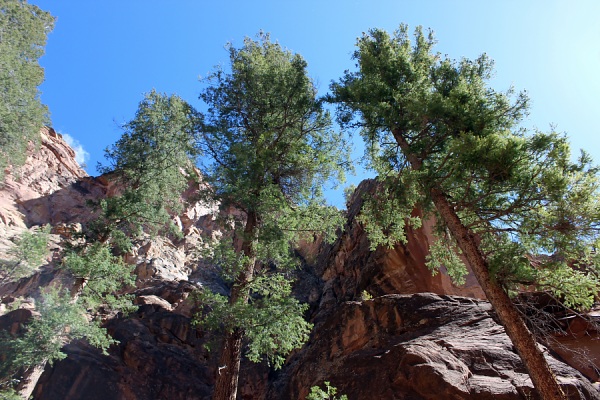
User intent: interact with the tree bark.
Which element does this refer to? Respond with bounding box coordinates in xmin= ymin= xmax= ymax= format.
xmin=213 ymin=329 xmax=244 ymax=400
xmin=430 ymin=188 xmax=566 ymax=400
xmin=16 ymin=362 xmax=46 ymax=399
xmin=393 ymin=129 xmax=566 ymax=400
xmin=212 ymin=211 xmax=258 ymax=400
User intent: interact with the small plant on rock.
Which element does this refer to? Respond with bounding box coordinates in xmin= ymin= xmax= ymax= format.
xmin=307 ymin=381 xmax=348 ymax=400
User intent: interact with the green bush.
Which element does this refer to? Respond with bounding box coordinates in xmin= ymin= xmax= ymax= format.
xmin=307 ymin=381 xmax=347 ymax=400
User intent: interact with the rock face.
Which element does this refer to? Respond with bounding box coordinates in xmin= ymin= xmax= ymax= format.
xmin=32 ymin=285 xmax=215 ymax=400
xmin=1 ymin=130 xmax=599 ymax=400
xmin=319 ymin=180 xmax=485 ymax=304
xmin=0 ymin=127 xmax=90 ymax=230
xmin=270 ymin=293 xmax=599 ymax=400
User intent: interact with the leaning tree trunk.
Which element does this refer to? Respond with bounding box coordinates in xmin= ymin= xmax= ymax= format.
xmin=16 ymin=363 xmax=46 ymax=399
xmin=429 ymin=188 xmax=566 ymax=400
xmin=393 ymin=129 xmax=566 ymax=400
xmin=212 ymin=211 xmax=258 ymax=400
xmin=213 ymin=329 xmax=244 ymax=400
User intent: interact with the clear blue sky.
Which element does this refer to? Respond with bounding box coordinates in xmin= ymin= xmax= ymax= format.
xmin=29 ymin=0 xmax=600 ymax=207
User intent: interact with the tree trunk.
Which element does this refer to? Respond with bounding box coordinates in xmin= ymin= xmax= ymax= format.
xmin=393 ymin=129 xmax=566 ymax=400
xmin=212 ymin=211 xmax=258 ymax=400
xmin=213 ymin=329 xmax=244 ymax=400
xmin=16 ymin=362 xmax=46 ymax=399
xmin=430 ymin=188 xmax=565 ymax=400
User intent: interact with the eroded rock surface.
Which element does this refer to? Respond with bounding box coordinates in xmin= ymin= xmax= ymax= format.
xmin=319 ymin=180 xmax=485 ymax=304
xmin=0 ymin=127 xmax=93 ymax=231
xmin=271 ymin=293 xmax=600 ymax=400
xmin=32 ymin=300 xmax=213 ymax=400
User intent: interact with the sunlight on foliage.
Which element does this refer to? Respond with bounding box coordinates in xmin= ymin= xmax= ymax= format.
xmin=195 ymin=274 xmax=312 ymax=370
xmin=0 ymin=0 xmax=54 ymax=180
xmin=331 ymin=24 xmax=600 ymax=314
xmin=62 ymin=242 xmax=136 ymax=314
xmin=307 ymin=381 xmax=348 ymax=400
xmin=0 ymin=225 xmax=50 ymax=282
xmin=0 ymin=288 xmax=116 ymax=381
xmin=425 ymin=237 xmax=467 ymax=285
xmin=537 ymin=265 xmax=598 ymax=311
xmin=91 ymin=90 xmax=198 ymax=249
xmin=357 ymin=174 xmax=422 ymax=251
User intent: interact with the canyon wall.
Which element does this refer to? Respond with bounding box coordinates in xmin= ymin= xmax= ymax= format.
xmin=0 ymin=130 xmax=598 ymax=399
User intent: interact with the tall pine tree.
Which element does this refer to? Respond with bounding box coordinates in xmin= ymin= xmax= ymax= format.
xmin=196 ymin=33 xmax=349 ymax=400
xmin=331 ymin=25 xmax=600 ymax=400
xmin=95 ymin=90 xmax=199 ymax=250
xmin=0 ymin=0 xmax=54 ymax=181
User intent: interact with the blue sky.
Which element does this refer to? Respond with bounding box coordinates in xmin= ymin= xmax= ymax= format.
xmin=29 ymin=1 xmax=600 ymax=207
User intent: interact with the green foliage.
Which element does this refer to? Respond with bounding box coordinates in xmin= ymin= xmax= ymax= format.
xmin=0 ymin=90 xmax=190 ymax=393
xmin=307 ymin=381 xmax=348 ymax=400
xmin=196 ymin=274 xmax=312 ymax=369
xmin=331 ymin=24 xmax=600 ymax=311
xmin=101 ymin=89 xmax=198 ymax=199
xmin=9 ymin=226 xmax=50 ymax=267
xmin=0 ymin=225 xmax=50 ymax=282
xmin=0 ymin=289 xmax=116 ymax=388
xmin=198 ymin=32 xmax=350 ymax=215
xmin=62 ymin=242 xmax=136 ymax=314
xmin=199 ymin=240 xmax=249 ymax=283
xmin=91 ymin=90 xmax=198 ymax=248
xmin=0 ymin=387 xmax=21 ymax=400
xmin=360 ymin=290 xmax=372 ymax=301
xmin=425 ymin=236 xmax=467 ymax=285
xmin=195 ymin=33 xmax=351 ymax=376
xmin=537 ymin=265 xmax=598 ymax=310
xmin=0 ymin=0 xmax=54 ymax=181
xmin=343 ymin=184 xmax=357 ymax=206
xmin=356 ymin=173 xmax=422 ymax=250
xmin=242 ymin=275 xmax=312 ymax=369
xmin=0 ymin=243 xmax=135 ymax=393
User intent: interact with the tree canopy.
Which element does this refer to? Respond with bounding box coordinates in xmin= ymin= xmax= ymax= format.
xmin=0 ymin=0 xmax=54 ymax=181
xmin=331 ymin=25 xmax=600 ymax=399
xmin=331 ymin=25 xmax=600 ymax=307
xmin=195 ymin=33 xmax=350 ymax=400
xmin=93 ymin=90 xmax=198 ymax=250
xmin=198 ymin=33 xmax=348 ymax=216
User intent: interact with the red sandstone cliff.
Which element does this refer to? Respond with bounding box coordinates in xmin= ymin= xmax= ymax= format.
xmin=0 ymin=129 xmax=598 ymax=399
xmin=0 ymin=127 xmax=88 ymax=229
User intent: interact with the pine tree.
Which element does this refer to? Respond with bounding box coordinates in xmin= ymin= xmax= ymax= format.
xmin=0 ymin=225 xmax=50 ymax=283
xmin=330 ymin=25 xmax=600 ymax=400
xmin=0 ymin=242 xmax=134 ymax=398
xmin=1 ymin=90 xmax=197 ymax=398
xmin=94 ymin=89 xmax=199 ymax=250
xmin=0 ymin=0 xmax=54 ymax=181
xmin=196 ymin=33 xmax=349 ymax=400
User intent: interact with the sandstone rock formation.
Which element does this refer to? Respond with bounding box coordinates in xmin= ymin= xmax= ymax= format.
xmin=31 ymin=288 xmax=214 ymax=400
xmin=0 ymin=127 xmax=90 ymax=231
xmin=318 ymin=179 xmax=485 ymax=303
xmin=270 ymin=293 xmax=599 ymax=400
xmin=1 ymin=130 xmax=599 ymax=399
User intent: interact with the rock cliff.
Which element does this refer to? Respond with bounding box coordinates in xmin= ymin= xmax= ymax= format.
xmin=1 ymin=130 xmax=598 ymax=399
xmin=0 ymin=127 xmax=90 ymax=230
xmin=317 ymin=179 xmax=485 ymax=303
xmin=270 ymin=293 xmax=598 ymax=400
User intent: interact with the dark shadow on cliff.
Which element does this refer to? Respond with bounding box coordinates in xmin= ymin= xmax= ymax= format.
xmin=17 ymin=176 xmax=108 ymax=228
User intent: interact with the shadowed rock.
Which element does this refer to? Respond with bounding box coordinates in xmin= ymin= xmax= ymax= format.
xmin=270 ymin=293 xmax=600 ymax=400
